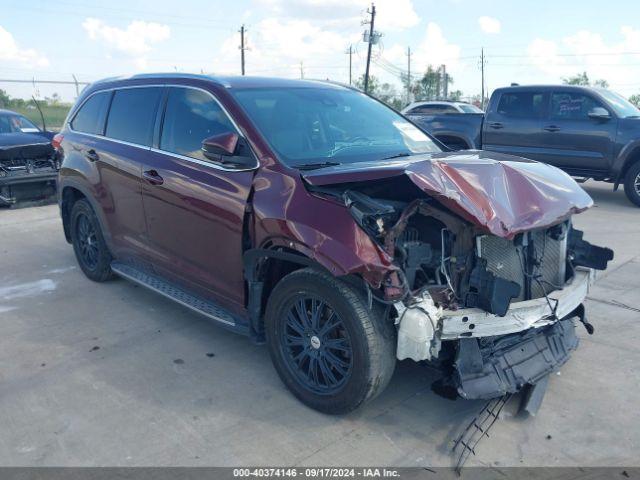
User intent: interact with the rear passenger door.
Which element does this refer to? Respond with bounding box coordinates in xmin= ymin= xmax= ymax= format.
xmin=141 ymin=86 xmax=256 ymax=312
xmin=99 ymin=86 xmax=163 ymax=259
xmin=67 ymin=87 xmax=161 ymax=260
xmin=539 ymin=91 xmax=616 ymax=172
xmin=483 ymin=90 xmax=550 ymax=161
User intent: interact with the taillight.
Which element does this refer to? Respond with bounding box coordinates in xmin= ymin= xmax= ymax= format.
xmin=52 ymin=133 xmax=64 ymax=151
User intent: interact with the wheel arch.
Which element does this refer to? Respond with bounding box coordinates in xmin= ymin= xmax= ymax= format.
xmin=613 ymin=141 xmax=640 ymax=190
xmin=59 ymin=180 xmax=113 ymax=251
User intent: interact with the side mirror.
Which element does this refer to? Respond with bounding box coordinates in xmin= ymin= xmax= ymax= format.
xmin=202 ymin=132 xmax=239 ymax=160
xmin=588 ymin=107 xmax=611 ymax=120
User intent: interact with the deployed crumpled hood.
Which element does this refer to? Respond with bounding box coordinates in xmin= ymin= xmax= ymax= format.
xmin=302 ymin=150 xmax=593 ymax=238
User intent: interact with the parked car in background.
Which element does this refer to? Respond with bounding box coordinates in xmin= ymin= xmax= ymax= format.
xmin=406 ymin=85 xmax=640 ymax=207
xmin=0 ymin=109 xmax=59 ymax=206
xmin=401 ymin=100 xmax=483 ymax=115
xmin=57 ymin=74 xmax=612 ymax=414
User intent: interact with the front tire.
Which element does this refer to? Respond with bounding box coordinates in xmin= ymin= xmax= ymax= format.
xmin=265 ymin=268 xmax=396 ymax=414
xmin=70 ymin=199 xmax=114 ymax=282
xmin=623 ymin=161 xmax=640 ymax=207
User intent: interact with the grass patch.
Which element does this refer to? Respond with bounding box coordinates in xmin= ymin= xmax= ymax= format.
xmin=11 ymin=105 xmax=71 ymax=131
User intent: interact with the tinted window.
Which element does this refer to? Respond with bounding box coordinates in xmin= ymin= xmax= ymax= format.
xmin=551 ymin=92 xmax=602 ymax=120
xmin=459 ymin=104 xmax=483 ymax=113
xmin=71 ymin=91 xmax=111 ymax=134
xmin=160 ymin=87 xmax=235 ymax=160
xmin=497 ymin=92 xmax=545 ymax=118
xmin=410 ymin=104 xmax=455 ymax=114
xmin=106 ymin=87 xmax=162 ymax=145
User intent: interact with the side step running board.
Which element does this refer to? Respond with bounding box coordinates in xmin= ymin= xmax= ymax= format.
xmin=110 ymin=261 xmax=249 ymax=335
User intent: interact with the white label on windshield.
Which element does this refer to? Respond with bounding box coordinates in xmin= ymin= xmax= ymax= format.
xmin=20 ymin=128 xmax=39 ymax=133
xmin=393 ymin=121 xmax=424 ymax=141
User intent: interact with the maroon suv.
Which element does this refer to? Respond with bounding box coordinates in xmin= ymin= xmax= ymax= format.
xmin=57 ymin=74 xmax=613 ymax=414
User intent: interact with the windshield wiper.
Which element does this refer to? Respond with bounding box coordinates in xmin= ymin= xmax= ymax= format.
xmin=295 ymin=161 xmax=341 ymax=171
xmin=380 ymin=152 xmax=412 ymax=161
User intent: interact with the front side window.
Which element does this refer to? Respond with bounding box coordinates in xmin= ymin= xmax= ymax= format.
xmin=71 ymin=91 xmax=111 ymax=135
xmin=497 ymin=92 xmax=546 ymax=118
xmin=106 ymin=87 xmax=162 ymax=145
xmin=160 ymin=87 xmax=236 ymax=161
xmin=232 ymin=87 xmax=441 ymax=168
xmin=551 ymin=92 xmax=602 ymax=120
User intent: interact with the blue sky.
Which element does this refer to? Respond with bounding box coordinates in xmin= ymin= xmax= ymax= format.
xmin=2 ymin=0 xmax=640 ymax=102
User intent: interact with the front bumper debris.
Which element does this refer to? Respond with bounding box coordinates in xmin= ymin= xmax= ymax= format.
xmin=453 ymin=317 xmax=578 ymax=400
xmin=440 ymin=268 xmax=593 ymax=339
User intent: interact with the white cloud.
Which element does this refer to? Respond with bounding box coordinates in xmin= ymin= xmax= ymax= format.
xmin=478 ymin=16 xmax=501 ymax=34
xmin=255 ymin=0 xmax=420 ymax=31
xmin=526 ymin=26 xmax=640 ymax=92
xmin=215 ymin=17 xmax=360 ymax=78
xmin=0 ymin=25 xmax=49 ymax=67
xmin=82 ymin=17 xmax=170 ymax=65
xmin=409 ymin=22 xmax=462 ymax=72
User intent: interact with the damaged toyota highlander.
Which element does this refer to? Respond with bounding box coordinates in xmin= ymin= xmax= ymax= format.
xmin=57 ymin=74 xmax=613 ymax=414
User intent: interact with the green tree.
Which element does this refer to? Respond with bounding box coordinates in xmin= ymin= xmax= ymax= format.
xmin=354 ymin=74 xmax=403 ymax=110
xmin=629 ymin=94 xmax=640 ymax=107
xmin=449 ymin=90 xmax=463 ymax=101
xmin=411 ymin=65 xmax=453 ymax=101
xmin=0 ymin=89 xmax=12 ymax=108
xmin=562 ymin=71 xmax=609 ymax=88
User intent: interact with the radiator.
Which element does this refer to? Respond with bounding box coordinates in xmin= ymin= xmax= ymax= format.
xmin=476 ymin=229 xmax=566 ymax=301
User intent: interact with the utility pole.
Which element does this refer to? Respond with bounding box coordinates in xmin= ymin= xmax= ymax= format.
xmin=406 ymin=46 xmax=412 ymax=104
xmin=480 ymin=48 xmax=486 ymax=109
xmin=345 ymin=45 xmax=353 ymax=85
xmin=441 ymin=64 xmax=448 ymax=99
xmin=239 ymin=25 xmax=246 ymax=75
xmin=363 ymin=3 xmax=376 ymax=93
xmin=299 ymin=61 xmax=304 ymax=79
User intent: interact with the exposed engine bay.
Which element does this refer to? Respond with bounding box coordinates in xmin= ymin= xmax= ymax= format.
xmin=308 ymin=174 xmax=614 ymax=403
xmin=0 ymin=142 xmax=59 ymax=206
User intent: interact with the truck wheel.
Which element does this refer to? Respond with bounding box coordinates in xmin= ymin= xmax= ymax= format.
xmin=624 ymin=161 xmax=640 ymax=207
xmin=265 ymin=268 xmax=396 ymax=414
xmin=70 ymin=199 xmax=114 ymax=282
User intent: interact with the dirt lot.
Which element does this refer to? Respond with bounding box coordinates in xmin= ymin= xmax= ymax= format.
xmin=0 ymin=181 xmax=638 ymax=468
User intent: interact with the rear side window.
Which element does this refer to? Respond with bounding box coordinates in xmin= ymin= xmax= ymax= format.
xmin=409 ymin=104 xmax=456 ymax=114
xmin=160 ymin=87 xmax=235 ymax=161
xmin=106 ymin=87 xmax=162 ymax=146
xmin=71 ymin=91 xmax=111 ymax=134
xmin=551 ymin=92 xmax=602 ymax=120
xmin=497 ymin=92 xmax=546 ymax=118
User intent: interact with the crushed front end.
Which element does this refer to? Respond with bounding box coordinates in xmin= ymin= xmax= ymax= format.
xmin=0 ymin=141 xmax=59 ymax=206
xmin=304 ymin=156 xmax=614 ymax=403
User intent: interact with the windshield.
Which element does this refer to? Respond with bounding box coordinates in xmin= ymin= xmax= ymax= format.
xmin=0 ymin=113 xmax=39 ymax=134
xmin=458 ymin=104 xmax=483 ymax=113
xmin=597 ymin=89 xmax=640 ymax=118
xmin=231 ymin=87 xmax=441 ymax=168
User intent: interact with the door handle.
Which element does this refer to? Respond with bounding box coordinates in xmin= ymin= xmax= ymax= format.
xmin=85 ymin=149 xmax=99 ymax=162
xmin=488 ymin=122 xmax=503 ymax=129
xmin=143 ymin=170 xmax=164 ymax=185
xmin=544 ymin=125 xmax=561 ymax=132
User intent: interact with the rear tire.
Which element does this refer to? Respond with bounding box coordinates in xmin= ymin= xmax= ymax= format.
xmin=624 ymin=161 xmax=640 ymax=207
xmin=265 ymin=268 xmax=396 ymax=414
xmin=70 ymin=199 xmax=114 ymax=282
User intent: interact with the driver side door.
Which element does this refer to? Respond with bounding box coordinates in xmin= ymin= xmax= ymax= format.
xmin=141 ymin=85 xmax=256 ymax=313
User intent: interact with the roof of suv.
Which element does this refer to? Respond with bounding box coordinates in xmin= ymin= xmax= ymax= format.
xmin=91 ymin=73 xmax=349 ymax=90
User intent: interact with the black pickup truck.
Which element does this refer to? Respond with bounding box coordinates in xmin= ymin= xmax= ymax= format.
xmin=406 ymin=85 xmax=640 ymax=206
